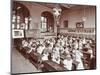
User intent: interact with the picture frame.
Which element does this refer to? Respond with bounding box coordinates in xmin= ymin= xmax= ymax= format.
xmin=12 ymin=29 xmax=24 ymax=38
xmin=76 ymin=22 xmax=84 ymax=28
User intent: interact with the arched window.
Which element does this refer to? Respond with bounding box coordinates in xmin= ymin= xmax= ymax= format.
xmin=12 ymin=2 xmax=30 ymax=30
xmin=41 ymin=11 xmax=54 ymax=32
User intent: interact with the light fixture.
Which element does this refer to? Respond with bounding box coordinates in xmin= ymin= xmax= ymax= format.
xmin=53 ymin=8 xmax=62 ymax=18
xmin=82 ymin=6 xmax=87 ymax=22
xmin=82 ymin=16 xmax=86 ymax=22
xmin=53 ymin=4 xmax=62 ymax=19
xmin=53 ymin=4 xmax=62 ymax=36
xmin=53 ymin=4 xmax=62 ymax=25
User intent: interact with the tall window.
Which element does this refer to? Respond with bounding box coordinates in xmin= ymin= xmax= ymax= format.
xmin=41 ymin=16 xmax=47 ymax=32
xmin=12 ymin=2 xmax=30 ymax=30
xmin=41 ymin=11 xmax=54 ymax=33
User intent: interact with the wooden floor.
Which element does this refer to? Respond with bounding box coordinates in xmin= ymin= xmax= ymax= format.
xmin=11 ymin=47 xmax=42 ymax=74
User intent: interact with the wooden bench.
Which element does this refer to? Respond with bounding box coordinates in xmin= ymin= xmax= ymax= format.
xmin=42 ymin=60 xmax=67 ymax=72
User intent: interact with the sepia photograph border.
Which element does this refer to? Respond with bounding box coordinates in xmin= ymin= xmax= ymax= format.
xmin=11 ymin=0 xmax=97 ymax=75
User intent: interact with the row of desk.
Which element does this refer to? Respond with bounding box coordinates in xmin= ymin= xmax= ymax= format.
xmin=18 ymin=47 xmax=67 ymax=72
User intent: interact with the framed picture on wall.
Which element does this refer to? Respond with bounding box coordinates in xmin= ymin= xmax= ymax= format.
xmin=63 ymin=20 xmax=68 ymax=27
xmin=76 ymin=22 xmax=84 ymax=28
xmin=12 ymin=29 xmax=24 ymax=38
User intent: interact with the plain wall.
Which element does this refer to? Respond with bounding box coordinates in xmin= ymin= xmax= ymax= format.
xmin=60 ymin=6 xmax=96 ymax=28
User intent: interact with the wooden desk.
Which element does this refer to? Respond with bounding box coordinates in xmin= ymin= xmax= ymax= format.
xmin=43 ymin=60 xmax=67 ymax=72
xmin=28 ymin=51 xmax=43 ymax=69
xmin=29 ymin=51 xmax=41 ymax=62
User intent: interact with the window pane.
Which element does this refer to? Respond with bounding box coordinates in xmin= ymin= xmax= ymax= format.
xmin=44 ymin=17 xmax=47 ymax=22
xmin=41 ymin=16 xmax=44 ymax=22
xmin=41 ymin=16 xmax=47 ymax=32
